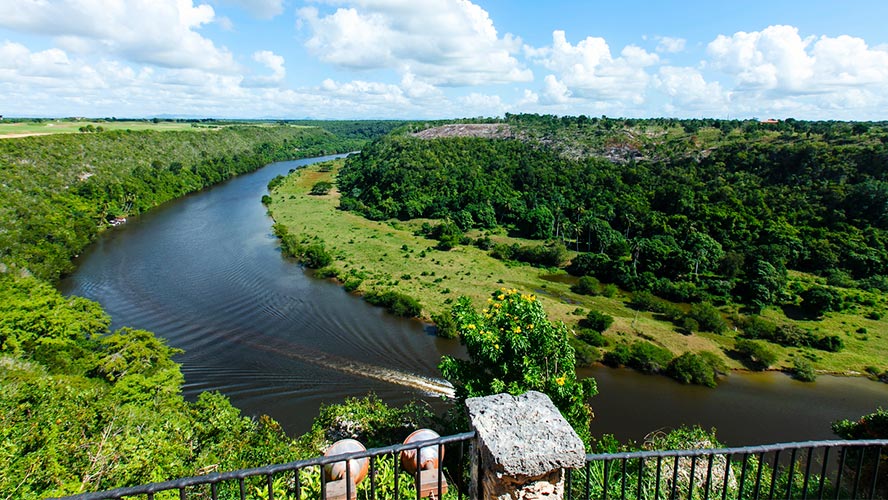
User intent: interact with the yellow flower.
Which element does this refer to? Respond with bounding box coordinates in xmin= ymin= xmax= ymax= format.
xmin=513 ymin=326 xmax=521 ymax=333
xmin=493 ymin=303 xmax=501 ymax=309
xmin=497 ymin=294 xmax=505 ymax=300
xmin=466 ymin=324 xmax=476 ymax=330
xmin=555 ymin=375 xmax=566 ymax=386
xmin=493 ymin=343 xmax=499 ymax=350
xmin=527 ymin=324 xmax=534 ymax=330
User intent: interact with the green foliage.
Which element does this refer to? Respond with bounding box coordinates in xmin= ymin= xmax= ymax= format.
xmin=581 ymin=310 xmax=613 ymax=333
xmin=791 ymin=358 xmax=817 ymax=382
xmin=572 ymin=275 xmax=600 ymax=295
xmin=439 ymin=290 xmax=597 ymax=443
xmin=686 ymin=302 xmax=728 ymax=334
xmin=309 ymin=181 xmax=333 ymax=195
xmin=306 ymin=395 xmax=434 ymax=448
xmin=667 ymin=352 xmax=723 ymax=388
xmin=800 ymin=286 xmax=845 ymax=316
xmin=0 ymin=126 xmax=358 ymax=281
xmin=569 ymin=337 xmax=601 ymax=367
xmin=577 ymin=328 xmax=608 ymax=347
xmin=833 ymin=408 xmax=888 ymax=439
xmin=431 ymin=309 xmax=459 ymax=339
xmin=363 ymin=290 xmax=422 ymax=318
xmin=734 ymin=339 xmax=778 ymax=370
xmin=603 ymin=341 xmax=673 ymax=375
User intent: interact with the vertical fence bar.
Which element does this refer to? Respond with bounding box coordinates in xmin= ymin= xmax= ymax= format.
xmin=414 ymin=446 xmax=421 ymax=500
xmin=670 ymin=455 xmax=680 ymax=500
xmin=238 ymin=478 xmax=245 ymax=500
xmin=721 ymin=453 xmax=732 ymax=500
xmin=786 ymin=448 xmax=797 ymax=500
xmin=437 ymin=443 xmax=444 ymax=500
xmin=637 ymin=457 xmax=645 ymax=500
xmin=268 ymin=474 xmax=276 ymax=500
xmin=295 ymin=468 xmax=302 ymax=500
xmin=851 ymin=447 xmax=865 ymax=500
xmin=566 ymin=467 xmax=573 ymax=500
xmin=738 ymin=453 xmax=749 ymax=500
xmin=179 ymin=487 xmax=187 ymax=500
xmin=869 ymin=446 xmax=882 ymax=500
xmin=752 ymin=452 xmax=765 ymax=500
xmin=654 ymin=456 xmax=663 ymax=500
xmin=211 ymin=482 xmax=218 ymax=500
xmin=585 ymin=461 xmax=591 ymax=500
xmin=817 ymin=447 xmax=830 ymax=500
xmin=703 ymin=453 xmax=714 ymax=500
xmin=393 ymin=452 xmax=400 ymax=500
xmin=458 ymin=440 xmax=464 ymax=500
xmin=768 ymin=450 xmax=781 ymax=499
xmin=621 ymin=458 xmax=628 ymax=500
xmin=801 ymin=447 xmax=814 ymax=500
xmin=602 ymin=459 xmax=610 ymax=500
xmin=834 ymin=447 xmax=847 ymax=500
xmin=368 ymin=455 xmax=376 ymax=500
xmin=321 ymin=464 xmax=328 ymax=500
xmin=346 ymin=457 xmax=352 ymax=500
xmin=688 ymin=455 xmax=697 ymax=500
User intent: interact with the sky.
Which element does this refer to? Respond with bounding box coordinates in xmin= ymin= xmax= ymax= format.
xmin=1 ymin=0 xmax=887 ymax=120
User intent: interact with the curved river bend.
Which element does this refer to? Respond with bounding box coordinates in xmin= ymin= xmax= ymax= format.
xmin=60 ymin=156 xmax=888 ymax=445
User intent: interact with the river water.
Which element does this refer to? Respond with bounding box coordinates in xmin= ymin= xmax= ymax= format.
xmin=59 ymin=156 xmax=888 ymax=446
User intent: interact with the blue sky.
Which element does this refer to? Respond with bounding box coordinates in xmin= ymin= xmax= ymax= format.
xmin=1 ymin=0 xmax=887 ymax=120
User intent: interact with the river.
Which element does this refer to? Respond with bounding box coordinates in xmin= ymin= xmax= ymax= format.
xmin=59 ymin=155 xmax=888 ymax=446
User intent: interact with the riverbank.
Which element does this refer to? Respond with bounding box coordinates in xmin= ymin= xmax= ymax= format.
xmin=267 ymin=159 xmax=888 ymax=379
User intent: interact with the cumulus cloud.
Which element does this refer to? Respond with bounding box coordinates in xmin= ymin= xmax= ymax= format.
xmin=655 ymin=36 xmax=686 ymax=54
xmin=527 ymin=30 xmax=658 ymax=104
xmin=704 ymin=24 xmax=888 ymax=117
xmin=298 ymin=0 xmax=532 ymax=86
xmin=245 ymin=50 xmax=286 ymax=87
xmin=0 ymin=0 xmax=237 ymax=73
xmin=655 ymin=66 xmax=727 ymax=111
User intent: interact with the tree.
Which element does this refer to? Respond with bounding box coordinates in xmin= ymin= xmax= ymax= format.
xmin=439 ymin=290 xmax=597 ymax=443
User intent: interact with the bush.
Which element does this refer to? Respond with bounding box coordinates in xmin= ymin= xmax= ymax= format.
xmin=734 ymin=339 xmax=777 ymax=370
xmin=511 ymin=242 xmax=568 ymax=268
xmin=577 ymin=328 xmax=608 ymax=347
xmin=629 ymin=291 xmax=662 ymax=312
xmin=261 ymin=194 xmax=272 ymax=205
xmin=626 ymin=341 xmax=674 ymax=374
xmin=309 ymin=181 xmax=333 ymax=195
xmin=364 ymin=290 xmax=422 ymax=318
xmin=569 ymin=337 xmax=601 ymax=367
xmin=667 ymin=352 xmax=721 ymax=388
xmin=430 ymin=310 xmax=458 ymax=339
xmin=791 ymin=358 xmax=817 ymax=382
xmin=602 ymin=344 xmax=631 ymax=367
xmin=302 ymin=242 xmax=333 ymax=268
xmin=343 ymin=277 xmax=362 ymax=292
xmin=800 ymin=286 xmax=844 ymax=316
xmin=601 ymin=284 xmax=618 ymax=298
xmin=687 ymin=302 xmax=728 ymax=334
xmin=581 ymin=310 xmax=614 ymax=333
xmin=572 ymin=276 xmax=600 ymax=295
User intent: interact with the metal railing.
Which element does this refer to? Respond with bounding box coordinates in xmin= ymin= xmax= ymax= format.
xmin=571 ymin=439 xmax=888 ymax=500
xmin=54 ymin=432 xmax=476 ymax=500
xmin=55 ymin=437 xmax=887 ymax=500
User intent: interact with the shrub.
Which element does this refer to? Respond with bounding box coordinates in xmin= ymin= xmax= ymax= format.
xmin=601 ymin=284 xmax=618 ymax=298
xmin=572 ymin=276 xmax=600 ymax=295
xmin=364 ymin=290 xmax=422 ymax=318
xmin=302 ymin=242 xmax=333 ymax=268
xmin=430 ymin=310 xmax=458 ymax=339
xmin=261 ymin=194 xmax=272 ymax=205
xmin=667 ymin=352 xmax=720 ymax=388
xmin=309 ymin=181 xmax=333 ymax=195
xmin=627 ymin=341 xmax=674 ymax=374
xmin=800 ymin=286 xmax=844 ymax=316
xmin=629 ymin=291 xmax=661 ymax=312
xmin=687 ymin=302 xmax=727 ymax=334
xmin=577 ymin=328 xmax=608 ymax=347
xmin=343 ymin=277 xmax=362 ymax=293
xmin=569 ymin=337 xmax=601 ymax=367
xmin=734 ymin=339 xmax=777 ymax=370
xmin=581 ymin=310 xmax=614 ymax=333
xmin=439 ymin=290 xmax=598 ymax=443
xmin=791 ymin=358 xmax=817 ymax=382
xmin=602 ymin=344 xmax=631 ymax=367
xmin=511 ymin=242 xmax=568 ymax=268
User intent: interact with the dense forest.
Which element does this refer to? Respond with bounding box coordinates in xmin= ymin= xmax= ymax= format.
xmin=337 ymin=115 xmax=888 ymax=380
xmin=0 ymin=124 xmax=370 ymax=497
xmin=0 ymin=125 xmax=365 ymax=281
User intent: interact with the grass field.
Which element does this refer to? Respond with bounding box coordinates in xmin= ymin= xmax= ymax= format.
xmin=268 ymin=160 xmax=888 ymax=378
xmin=0 ymin=119 xmax=214 ymax=138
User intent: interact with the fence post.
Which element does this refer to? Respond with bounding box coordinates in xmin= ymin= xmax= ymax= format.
xmin=466 ymin=391 xmax=585 ymax=500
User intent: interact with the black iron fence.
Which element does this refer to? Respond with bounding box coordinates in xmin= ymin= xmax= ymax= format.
xmin=572 ymin=439 xmax=888 ymax=500
xmin=55 ymin=437 xmax=887 ymax=500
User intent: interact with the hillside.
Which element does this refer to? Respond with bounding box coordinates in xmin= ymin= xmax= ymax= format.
xmin=323 ymin=115 xmax=888 ymax=381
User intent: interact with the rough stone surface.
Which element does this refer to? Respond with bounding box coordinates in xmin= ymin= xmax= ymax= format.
xmin=466 ymin=391 xmax=585 ymax=478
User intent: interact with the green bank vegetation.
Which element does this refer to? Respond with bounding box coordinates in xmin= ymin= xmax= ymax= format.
xmin=268 ymin=115 xmax=888 ymax=384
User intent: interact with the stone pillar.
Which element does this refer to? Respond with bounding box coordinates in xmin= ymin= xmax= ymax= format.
xmin=466 ymin=391 xmax=585 ymax=500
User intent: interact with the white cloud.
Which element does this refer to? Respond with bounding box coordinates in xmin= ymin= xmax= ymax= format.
xmin=527 ymin=31 xmax=658 ymax=104
xmin=458 ymin=93 xmax=507 ymax=116
xmin=655 ymin=36 xmax=686 ymax=54
xmin=0 ymin=0 xmax=237 ymax=73
xmin=246 ymin=50 xmax=286 ymax=87
xmin=655 ymin=66 xmax=727 ymax=111
xmin=541 ymin=75 xmax=571 ymax=104
xmin=704 ymin=25 xmax=888 ymax=117
xmin=298 ymin=0 xmax=532 ymax=86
